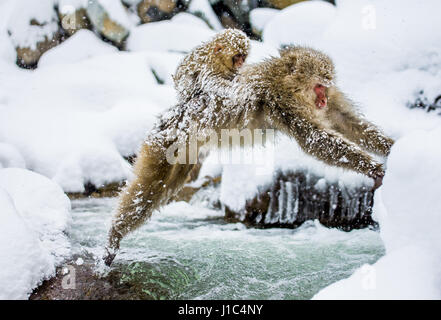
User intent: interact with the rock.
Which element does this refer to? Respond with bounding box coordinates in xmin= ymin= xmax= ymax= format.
xmin=30 ymin=254 xmax=196 ymax=300
xmin=67 ymin=181 xmax=123 ymax=200
xmin=86 ymin=0 xmax=130 ymax=47
xmin=136 ymin=0 xmax=183 ymax=23
xmin=223 ymin=170 xmax=376 ymax=230
xmin=58 ymin=7 xmax=91 ymax=36
xmin=267 ymin=0 xmax=307 ymax=10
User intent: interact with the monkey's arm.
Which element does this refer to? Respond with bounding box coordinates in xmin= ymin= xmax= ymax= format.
xmin=327 ymin=95 xmax=394 ymax=156
xmin=282 ymin=111 xmax=385 ymax=179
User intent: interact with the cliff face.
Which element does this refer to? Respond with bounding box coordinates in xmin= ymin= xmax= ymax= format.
xmin=223 ymin=170 xmax=376 ymax=230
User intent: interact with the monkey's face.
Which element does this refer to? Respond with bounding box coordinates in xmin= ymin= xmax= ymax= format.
xmin=232 ymin=53 xmax=246 ymax=69
xmin=212 ymin=29 xmax=250 ymax=74
xmin=279 ymin=46 xmax=335 ymax=109
xmin=314 ymin=84 xmax=327 ymax=109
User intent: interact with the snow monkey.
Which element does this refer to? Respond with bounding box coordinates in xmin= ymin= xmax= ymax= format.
xmin=231 ymin=46 xmax=394 ymax=185
xmin=173 ymin=28 xmax=249 ymax=103
xmin=104 ymin=44 xmax=394 ymax=266
xmin=103 ymin=29 xmax=250 ymax=266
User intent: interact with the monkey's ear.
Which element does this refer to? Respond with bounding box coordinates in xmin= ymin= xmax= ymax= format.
xmin=214 ymin=44 xmax=224 ymax=54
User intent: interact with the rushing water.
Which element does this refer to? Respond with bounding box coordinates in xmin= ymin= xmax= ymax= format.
xmin=69 ymin=197 xmax=384 ymax=300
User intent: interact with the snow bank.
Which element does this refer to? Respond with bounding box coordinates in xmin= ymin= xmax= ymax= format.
xmin=0 ymin=50 xmax=173 ymax=192
xmin=38 ymin=30 xmax=117 ymax=67
xmin=0 ymin=168 xmax=71 ymax=299
xmin=314 ymin=128 xmax=441 ymax=299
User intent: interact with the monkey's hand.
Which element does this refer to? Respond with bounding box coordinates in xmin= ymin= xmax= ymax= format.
xmin=369 ymin=163 xmax=385 ymax=191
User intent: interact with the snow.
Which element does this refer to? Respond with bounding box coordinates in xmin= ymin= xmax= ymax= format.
xmin=170 ymin=12 xmax=211 ymax=30
xmin=188 ymin=0 xmax=223 ymax=31
xmin=38 ymin=30 xmax=118 ymax=67
xmin=58 ymin=0 xmax=88 ymax=11
xmin=314 ymin=128 xmax=441 ymax=299
xmin=0 ymin=0 xmax=441 ymax=300
xmin=0 ymin=143 xmax=26 ymax=169
xmin=249 ymin=8 xmax=279 ymax=34
xmin=95 ymin=0 xmax=133 ymax=30
xmin=127 ymin=20 xmax=216 ymax=53
xmin=7 ymin=0 xmax=59 ymax=50
xmin=263 ymin=1 xmax=337 ymax=48
xmin=0 ymin=51 xmax=173 ymax=192
xmin=0 ymin=168 xmax=71 ymax=299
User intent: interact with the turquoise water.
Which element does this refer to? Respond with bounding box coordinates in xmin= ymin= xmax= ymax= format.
xmin=69 ymin=197 xmax=384 ymax=299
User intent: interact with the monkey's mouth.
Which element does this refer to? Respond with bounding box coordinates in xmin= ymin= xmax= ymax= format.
xmin=314 ymin=84 xmax=328 ymax=109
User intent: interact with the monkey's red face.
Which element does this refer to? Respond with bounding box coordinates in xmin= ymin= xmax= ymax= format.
xmin=314 ymin=84 xmax=327 ymax=109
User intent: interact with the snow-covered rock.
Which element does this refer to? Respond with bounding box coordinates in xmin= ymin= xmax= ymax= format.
xmin=0 ymin=168 xmax=71 ymax=299
xmin=38 ymin=30 xmax=117 ymax=67
xmin=314 ymin=128 xmax=441 ymax=299
xmin=86 ymin=0 xmax=131 ymax=46
xmin=7 ymin=0 xmax=59 ymax=50
xmin=7 ymin=0 xmax=61 ymax=67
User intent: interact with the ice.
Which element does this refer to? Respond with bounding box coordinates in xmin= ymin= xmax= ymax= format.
xmin=0 ymin=168 xmax=71 ymax=299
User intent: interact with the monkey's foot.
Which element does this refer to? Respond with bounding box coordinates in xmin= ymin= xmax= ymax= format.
xmin=103 ymin=247 xmax=118 ymax=267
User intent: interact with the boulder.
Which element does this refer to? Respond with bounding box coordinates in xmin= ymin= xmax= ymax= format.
xmin=223 ymin=170 xmax=376 ymax=230
xmin=86 ymin=0 xmax=130 ymax=47
xmin=136 ymin=0 xmax=182 ymax=23
xmin=58 ymin=7 xmax=91 ymax=36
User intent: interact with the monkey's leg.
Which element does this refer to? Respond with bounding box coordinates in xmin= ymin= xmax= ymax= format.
xmin=287 ymin=115 xmax=385 ymax=179
xmin=104 ymin=146 xmax=196 ymax=266
xmin=330 ymin=109 xmax=394 ymax=156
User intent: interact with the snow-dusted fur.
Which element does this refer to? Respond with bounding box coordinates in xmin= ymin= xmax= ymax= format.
xmin=105 ymin=45 xmax=394 ymax=266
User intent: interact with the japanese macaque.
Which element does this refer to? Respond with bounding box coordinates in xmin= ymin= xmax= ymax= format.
xmin=104 ymin=43 xmax=394 ymax=266
xmin=103 ymin=29 xmax=250 ymax=266
xmin=173 ymin=28 xmax=249 ymax=103
xmin=231 ymin=46 xmax=394 ymax=184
